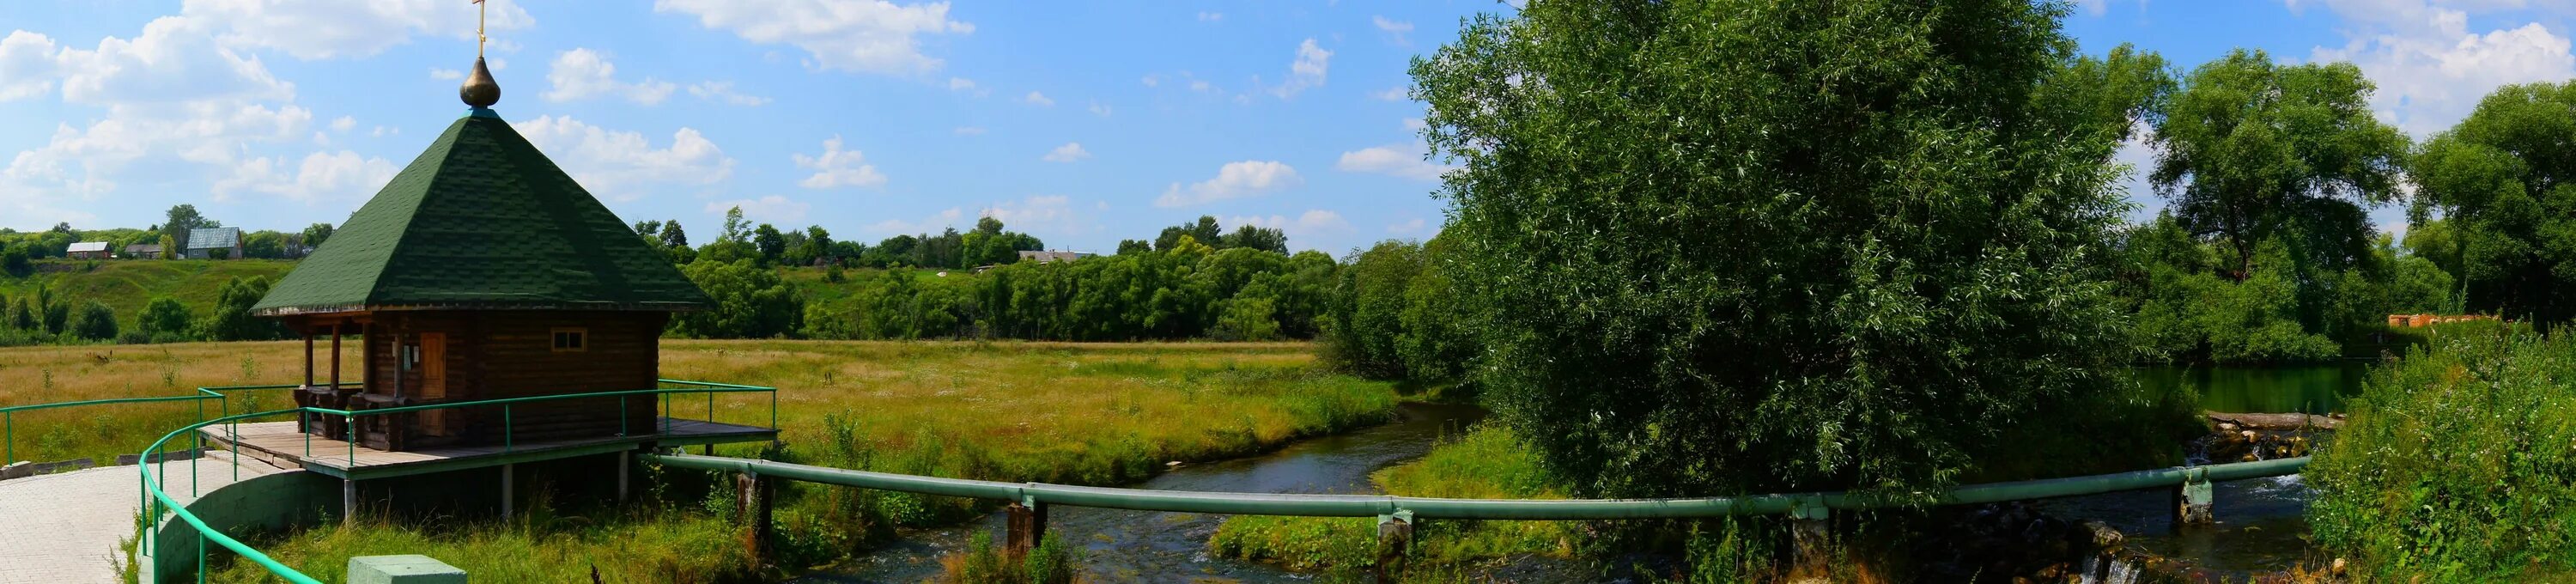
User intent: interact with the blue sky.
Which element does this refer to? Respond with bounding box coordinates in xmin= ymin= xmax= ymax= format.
xmin=1 ymin=1 xmax=2570 ymax=252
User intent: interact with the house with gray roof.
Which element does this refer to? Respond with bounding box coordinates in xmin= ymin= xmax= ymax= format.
xmin=185 ymin=227 xmax=243 ymax=259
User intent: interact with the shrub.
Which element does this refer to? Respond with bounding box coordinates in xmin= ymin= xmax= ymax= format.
xmin=137 ymin=296 xmax=194 ymax=341
xmin=2306 ymin=325 xmax=2576 ymax=581
xmin=942 ymin=532 xmax=1081 ymax=584
xmin=66 ymin=300 xmax=118 ymax=341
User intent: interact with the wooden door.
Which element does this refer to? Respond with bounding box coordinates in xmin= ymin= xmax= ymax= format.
xmin=418 ymin=333 xmax=448 ymax=436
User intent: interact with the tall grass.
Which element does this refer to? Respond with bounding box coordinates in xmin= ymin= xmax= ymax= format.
xmin=141 ymin=340 xmax=1398 ymax=580
xmin=2306 ymin=324 xmax=2576 ymax=581
xmin=0 ymin=341 xmax=347 ymax=464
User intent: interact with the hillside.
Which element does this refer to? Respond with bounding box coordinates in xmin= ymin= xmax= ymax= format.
xmin=0 ymin=259 xmax=299 ymax=329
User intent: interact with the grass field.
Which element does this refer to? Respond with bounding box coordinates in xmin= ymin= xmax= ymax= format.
xmin=0 ymin=259 xmax=298 ymax=331
xmin=0 ymin=339 xmax=1399 ymax=581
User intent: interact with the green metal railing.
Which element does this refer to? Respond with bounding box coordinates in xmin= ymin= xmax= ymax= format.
xmin=89 ymin=380 xmax=777 ymax=583
xmin=641 ymin=452 xmax=2309 ymax=520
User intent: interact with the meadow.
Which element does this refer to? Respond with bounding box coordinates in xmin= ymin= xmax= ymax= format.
xmin=0 ymin=259 xmax=298 ymax=332
xmin=0 ymin=339 xmax=1400 ymax=581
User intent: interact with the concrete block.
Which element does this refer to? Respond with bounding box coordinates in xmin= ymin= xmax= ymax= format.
xmin=2 ymin=461 xmax=28 ymax=480
xmin=347 ymin=555 xmax=465 ymax=584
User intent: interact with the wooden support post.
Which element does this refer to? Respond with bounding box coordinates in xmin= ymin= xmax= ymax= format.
xmin=1789 ymin=497 xmax=1832 ymax=575
xmin=342 ymin=478 xmax=356 ymax=525
xmin=501 ymin=463 xmax=515 ymax=520
xmin=328 ymin=324 xmax=343 ymax=392
xmin=1372 ymin=509 xmax=1413 ymax=583
xmin=2174 ymin=471 xmax=2215 ymax=527
xmin=1005 ymin=497 xmax=1049 ymax=553
xmin=737 ymin=471 xmax=772 ymax=564
xmin=302 ymin=332 xmax=313 ymax=387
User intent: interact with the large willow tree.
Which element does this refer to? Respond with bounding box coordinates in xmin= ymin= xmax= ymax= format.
xmin=1416 ymin=0 xmax=2167 ymax=499
xmin=2410 ymin=82 xmax=2576 ymax=329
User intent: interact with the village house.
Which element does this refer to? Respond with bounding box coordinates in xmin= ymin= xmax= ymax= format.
xmin=183 ymin=227 xmax=243 ymax=259
xmin=1017 ymin=250 xmax=1095 ymax=265
xmin=65 ymin=241 xmax=111 ymax=259
xmin=122 ymin=243 xmax=163 ymax=259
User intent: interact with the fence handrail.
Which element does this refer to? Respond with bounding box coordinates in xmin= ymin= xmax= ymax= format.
xmin=0 ymin=394 xmax=222 ymax=415
xmin=638 ymin=452 xmax=2310 ymax=520
xmin=137 ymin=407 xmax=328 ymax=584
xmin=303 ymin=383 xmax=773 ymax=417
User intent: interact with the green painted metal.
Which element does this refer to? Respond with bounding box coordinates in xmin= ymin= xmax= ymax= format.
xmin=138 ymin=407 xmax=329 ymax=584
xmin=638 ymin=453 xmax=2311 ymax=521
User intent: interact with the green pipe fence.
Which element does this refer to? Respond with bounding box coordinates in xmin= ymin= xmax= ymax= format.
xmin=638 ymin=452 xmax=2310 ymax=521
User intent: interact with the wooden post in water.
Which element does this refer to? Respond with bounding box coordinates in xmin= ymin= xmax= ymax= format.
xmin=738 ymin=470 xmax=773 ymax=564
xmin=1005 ymin=497 xmax=1049 ymax=553
xmin=1372 ymin=509 xmax=1413 ymax=583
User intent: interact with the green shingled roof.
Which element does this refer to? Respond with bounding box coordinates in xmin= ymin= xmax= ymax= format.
xmin=253 ymin=109 xmax=710 ymax=316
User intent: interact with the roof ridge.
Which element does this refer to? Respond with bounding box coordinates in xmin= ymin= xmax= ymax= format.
xmin=354 ymin=116 xmax=473 ymax=307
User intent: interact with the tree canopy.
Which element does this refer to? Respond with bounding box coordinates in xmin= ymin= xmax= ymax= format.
xmin=1416 ymin=0 xmax=2163 ymax=499
xmin=2409 ymin=82 xmax=2576 ymax=328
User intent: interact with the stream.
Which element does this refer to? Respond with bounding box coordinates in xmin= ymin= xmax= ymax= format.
xmin=799 ymin=365 xmax=2364 ymax=582
xmin=797 ymin=402 xmax=1498 ymax=583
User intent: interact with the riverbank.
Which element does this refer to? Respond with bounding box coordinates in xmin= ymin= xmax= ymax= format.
xmin=10 ymin=340 xmax=1402 ymax=582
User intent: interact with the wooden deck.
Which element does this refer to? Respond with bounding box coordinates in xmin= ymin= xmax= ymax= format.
xmin=201 ymin=418 xmax=775 ymax=480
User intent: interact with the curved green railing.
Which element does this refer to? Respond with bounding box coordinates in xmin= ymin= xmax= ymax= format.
xmin=641 ymin=452 xmax=2309 ymax=520
xmin=81 ymin=380 xmax=777 ymax=582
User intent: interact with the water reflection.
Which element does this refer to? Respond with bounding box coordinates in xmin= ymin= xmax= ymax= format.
xmin=2135 ymin=363 xmax=2366 ymax=415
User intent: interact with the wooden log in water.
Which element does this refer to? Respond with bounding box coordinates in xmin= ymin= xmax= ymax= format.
xmin=2206 ymin=411 xmax=2341 ymax=430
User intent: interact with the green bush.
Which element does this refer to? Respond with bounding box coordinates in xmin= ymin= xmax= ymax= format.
xmin=2306 ymin=325 xmax=2576 ymax=581
xmin=66 ymin=300 xmax=117 ymax=341
xmin=943 ymin=532 xmax=1081 ymax=584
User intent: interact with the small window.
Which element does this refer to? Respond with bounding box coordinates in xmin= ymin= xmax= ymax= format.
xmin=551 ymin=328 xmax=587 ymax=352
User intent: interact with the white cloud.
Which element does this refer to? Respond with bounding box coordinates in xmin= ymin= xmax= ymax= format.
xmin=980 ymin=195 xmax=1084 ymax=237
xmin=0 ymin=31 xmax=60 ymax=100
xmin=214 ymin=149 xmax=397 ymax=203
xmin=1270 ymin=39 xmax=1331 ymax=99
xmin=1023 ymin=91 xmax=1054 ymax=106
xmin=1156 ymin=161 xmax=1301 ymax=207
xmin=1337 ymin=143 xmax=1455 ymax=181
xmin=1199 ymin=12 xmax=1224 ymax=21
xmin=2300 ymin=0 xmax=2576 ymax=135
xmin=1088 ymin=100 xmax=1112 ymax=117
xmin=369 ymin=125 xmax=397 ymax=137
xmin=428 ymin=67 xmax=463 ymax=81
xmin=51 ymin=16 xmax=295 ymax=106
xmin=793 ymin=135 xmax=888 ymax=189
xmin=866 ymin=206 xmax=964 ymax=234
xmin=1227 ymin=210 xmax=1353 ymax=245
xmin=706 ymin=195 xmax=811 ymax=224
xmin=653 ymin=0 xmax=974 ymax=75
xmin=6 ymin=102 xmax=313 ymax=201
xmin=1042 ymin=142 xmax=1091 ymax=162
xmin=329 ymin=115 xmax=355 ymax=132
xmin=952 ymin=125 xmax=986 ymax=136
xmin=1139 ymin=74 xmax=1161 ymax=87
xmin=1372 ymin=16 xmax=1413 ymax=46
xmin=513 ymin=115 xmax=734 ymax=201
xmin=1388 ymin=217 xmax=1427 ymax=234
xmin=1369 ymin=87 xmax=1406 ymax=101
xmin=1190 ymin=79 xmax=1214 ymax=93
xmin=544 ymin=48 xmax=677 ymax=106
xmin=179 ymin=0 xmax=533 ymax=60
xmin=688 ymin=81 xmax=771 ymax=106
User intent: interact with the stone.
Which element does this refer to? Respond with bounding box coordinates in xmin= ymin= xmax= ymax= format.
xmin=2079 ymin=520 xmax=2123 ymax=550
xmin=2331 ymin=557 xmax=2347 ymax=575
xmin=348 ymin=555 xmax=466 ymax=584
xmin=2216 ymin=423 xmax=2239 ymax=433
xmin=1 ymin=461 xmax=27 ymax=480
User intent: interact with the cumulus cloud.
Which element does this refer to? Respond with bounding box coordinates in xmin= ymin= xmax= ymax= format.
xmin=1199 ymin=12 xmax=1224 ymax=21
xmin=1270 ymin=39 xmax=1331 ymax=99
xmin=180 ymin=0 xmax=534 ymax=60
xmin=706 ymin=195 xmax=811 ymax=224
xmin=1372 ymin=16 xmax=1413 ymax=46
xmin=1369 ymin=87 xmax=1406 ymax=101
xmin=214 ymin=149 xmax=397 ymax=202
xmin=329 ymin=115 xmax=355 ymax=132
xmin=1023 ymin=91 xmax=1054 ymax=107
xmin=1088 ymin=100 xmax=1112 ymax=117
xmin=1042 ymin=142 xmax=1091 ymax=162
xmin=653 ymin=0 xmax=974 ymax=75
xmin=1336 ymin=143 xmax=1455 ymax=181
xmin=0 ymin=31 xmax=59 ymax=100
xmin=2299 ymin=0 xmax=2576 ymax=135
xmin=688 ymin=81 xmax=771 ymax=106
xmin=1227 ymin=210 xmax=1352 ymax=247
xmin=1156 ymin=161 xmax=1301 ymax=207
xmin=544 ymin=48 xmax=677 ymax=105
xmin=513 ymin=115 xmax=734 ymax=201
xmin=793 ymin=135 xmax=888 ymax=189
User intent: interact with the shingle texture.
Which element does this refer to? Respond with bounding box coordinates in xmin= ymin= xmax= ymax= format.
xmin=185 ymin=228 xmax=240 ymax=251
xmin=252 ymin=110 xmax=710 ymax=315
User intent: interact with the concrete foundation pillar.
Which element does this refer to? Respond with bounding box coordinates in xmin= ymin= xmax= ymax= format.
xmin=1789 ymin=497 xmax=1833 ymax=572
xmin=348 ymin=555 xmax=465 ymax=583
xmin=342 ymin=478 xmax=357 ymax=525
xmin=1005 ymin=497 xmax=1049 ymax=553
xmin=617 ymin=451 xmax=630 ymax=502
xmin=500 ymin=464 xmax=515 ymax=520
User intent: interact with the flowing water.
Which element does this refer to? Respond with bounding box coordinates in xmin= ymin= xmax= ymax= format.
xmin=798 ymin=365 xmax=2366 ymax=581
xmin=2042 ymin=364 xmax=2368 ymax=580
xmin=798 ymin=402 xmax=1498 ymax=583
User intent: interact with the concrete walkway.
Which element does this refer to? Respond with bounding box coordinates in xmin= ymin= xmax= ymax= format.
xmin=0 ymin=452 xmax=291 ymax=584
